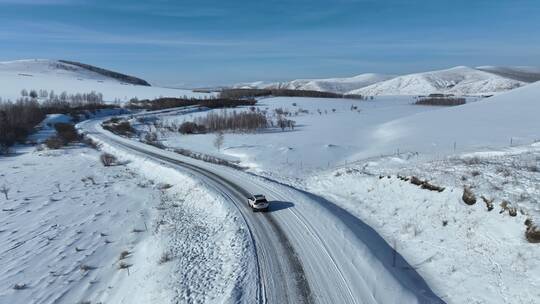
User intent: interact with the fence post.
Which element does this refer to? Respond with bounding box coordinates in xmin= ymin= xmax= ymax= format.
xmin=392 ymin=239 xmax=397 ymax=267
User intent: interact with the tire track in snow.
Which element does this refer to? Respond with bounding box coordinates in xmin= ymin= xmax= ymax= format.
xmin=81 ymin=122 xmax=313 ymax=304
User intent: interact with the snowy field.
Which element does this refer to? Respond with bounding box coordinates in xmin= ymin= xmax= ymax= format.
xmin=129 ymin=81 xmax=540 ymax=303
xmin=309 ymin=145 xmax=540 ymax=304
xmin=0 ymin=60 xmax=211 ymax=102
xmin=0 ymin=142 xmax=251 ymax=303
xmin=133 ymin=95 xmax=483 ymax=180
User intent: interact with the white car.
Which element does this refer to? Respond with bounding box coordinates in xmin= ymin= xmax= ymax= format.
xmin=247 ymin=194 xmax=269 ymax=212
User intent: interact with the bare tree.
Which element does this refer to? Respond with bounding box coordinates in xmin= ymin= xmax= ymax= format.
xmin=214 ymin=132 xmax=224 ymax=152
xmin=0 ymin=184 xmax=10 ymax=200
xmin=29 ymin=90 xmax=38 ymax=99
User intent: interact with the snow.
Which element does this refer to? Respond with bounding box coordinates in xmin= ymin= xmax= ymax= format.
xmin=0 ymin=129 xmax=250 ymax=303
xmin=80 ymin=117 xmax=445 ymax=304
xmin=233 ymin=66 xmax=536 ymax=96
xmin=132 ymin=95 xmax=471 ymax=180
xmin=362 ymin=80 xmax=540 ymax=158
xmin=348 ymin=66 xmax=526 ymax=96
xmin=263 ymin=73 xmax=396 ymax=94
xmin=3 ymin=57 xmax=540 ymax=303
xmin=128 ymin=80 xmax=540 ymax=303
xmin=0 ymin=59 xmax=212 ymax=102
xmin=308 ymin=146 xmax=540 ymax=304
xmin=233 ymin=73 xmax=395 ymax=94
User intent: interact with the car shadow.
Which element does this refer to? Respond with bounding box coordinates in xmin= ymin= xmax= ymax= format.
xmin=267 ymin=201 xmax=294 ymax=212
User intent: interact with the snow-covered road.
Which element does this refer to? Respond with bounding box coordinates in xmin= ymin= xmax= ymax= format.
xmin=78 ymin=117 xmax=444 ymax=304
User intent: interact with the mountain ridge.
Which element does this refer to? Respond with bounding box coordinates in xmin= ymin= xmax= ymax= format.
xmin=234 ymin=65 xmax=538 ymax=96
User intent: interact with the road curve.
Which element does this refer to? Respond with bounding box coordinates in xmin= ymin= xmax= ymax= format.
xmin=79 ymin=117 xmax=445 ymax=304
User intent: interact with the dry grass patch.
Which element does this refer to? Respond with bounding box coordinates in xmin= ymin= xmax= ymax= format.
xmin=159 ymin=251 xmax=173 ymax=264
xmin=119 ymin=250 xmax=131 ymax=260
xmin=118 ymin=262 xmax=132 ymax=270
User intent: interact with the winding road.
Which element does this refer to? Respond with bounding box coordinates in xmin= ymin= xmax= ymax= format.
xmin=79 ymin=117 xmax=444 ymax=304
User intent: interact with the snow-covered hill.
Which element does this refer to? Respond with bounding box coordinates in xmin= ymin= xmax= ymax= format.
xmin=233 ymin=74 xmax=394 ymax=94
xmin=366 ymin=80 xmax=540 ymax=157
xmin=348 ymin=66 xmax=526 ymax=96
xmin=0 ymin=59 xmax=210 ymax=102
xmin=234 ymin=66 xmax=537 ymax=96
xmin=264 ymin=73 xmax=395 ymax=94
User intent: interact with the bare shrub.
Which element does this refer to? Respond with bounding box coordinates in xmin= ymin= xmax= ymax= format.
xmin=277 ymin=117 xmax=295 ymax=131
xmin=463 ymin=157 xmax=482 ymax=165
xmin=496 ymin=167 xmax=512 ymax=177
xmin=0 ymin=184 xmax=9 ymax=200
xmin=13 ymin=283 xmax=27 ymax=290
xmin=410 ymin=176 xmax=424 ymax=186
xmin=179 ymin=121 xmax=206 ymax=134
xmin=481 ymin=196 xmax=494 ymax=211
xmin=471 ymin=170 xmax=481 ymax=177
xmin=499 ymin=200 xmax=517 ymax=216
xmin=102 ymin=119 xmax=135 ymax=136
xmin=525 ymin=222 xmax=540 ymax=243
xmin=54 ymin=122 xmax=80 ymax=144
xmin=408 ymin=176 xmax=444 ymax=192
xmin=118 ymin=262 xmax=132 ymax=270
xmin=421 ymin=181 xmax=445 ymax=192
xmin=157 ymin=183 xmax=173 ymax=190
xmin=100 ymin=153 xmax=117 ymax=167
xmin=79 ymin=264 xmax=96 ymax=271
xmin=44 ymin=136 xmax=64 ymax=149
xmin=119 ymin=250 xmax=131 ymax=260
xmin=415 ymin=97 xmax=466 ymax=106
xmin=159 ymin=252 xmax=172 ymax=264
xmin=462 ymin=186 xmax=477 ymax=205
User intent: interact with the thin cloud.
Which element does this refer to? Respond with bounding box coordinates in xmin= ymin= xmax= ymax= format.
xmin=0 ymin=21 xmax=249 ymax=47
xmin=0 ymin=0 xmax=83 ymax=5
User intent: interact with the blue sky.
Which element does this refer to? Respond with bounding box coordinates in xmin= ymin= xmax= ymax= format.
xmin=1 ymin=0 xmax=539 ymax=87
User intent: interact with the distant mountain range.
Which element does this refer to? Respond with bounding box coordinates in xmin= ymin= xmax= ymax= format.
xmin=234 ymin=66 xmax=540 ymax=96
